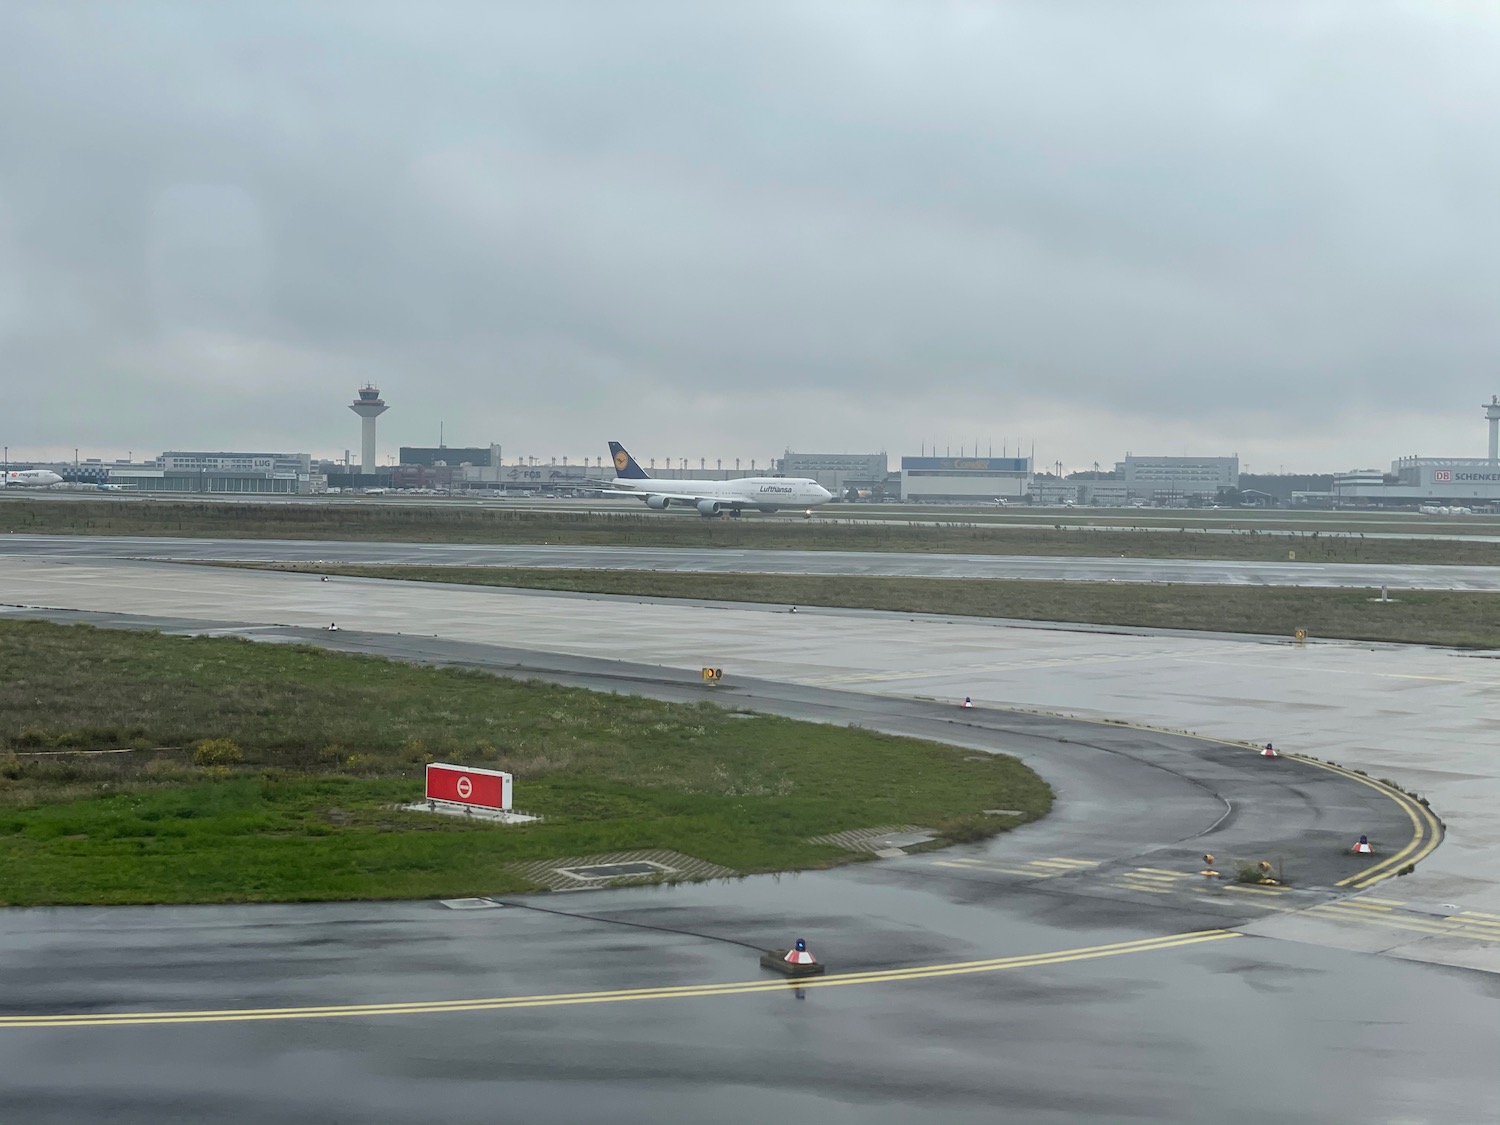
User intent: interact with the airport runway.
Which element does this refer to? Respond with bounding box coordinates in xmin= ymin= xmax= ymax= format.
xmin=6 ymin=532 xmax=1500 ymax=588
xmin=0 ymin=563 xmax=1496 ymax=1122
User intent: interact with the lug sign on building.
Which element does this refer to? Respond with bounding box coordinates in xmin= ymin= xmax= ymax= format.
xmin=425 ymin=762 xmax=513 ymax=811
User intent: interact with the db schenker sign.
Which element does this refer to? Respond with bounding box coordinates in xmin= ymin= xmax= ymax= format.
xmin=425 ymin=763 xmax=512 ymax=810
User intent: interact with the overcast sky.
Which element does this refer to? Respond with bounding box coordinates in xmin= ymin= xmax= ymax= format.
xmin=3 ymin=2 xmax=1499 ymax=472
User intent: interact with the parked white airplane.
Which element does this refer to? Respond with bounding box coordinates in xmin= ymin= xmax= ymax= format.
xmin=2 ymin=469 xmax=63 ymax=487
xmin=602 ymin=442 xmax=832 ymax=517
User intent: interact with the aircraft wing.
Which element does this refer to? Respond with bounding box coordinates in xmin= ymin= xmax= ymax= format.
xmin=572 ymin=479 xmax=634 ymax=492
xmin=652 ymin=492 xmax=747 ymax=504
xmin=590 ymin=484 xmax=760 ymax=506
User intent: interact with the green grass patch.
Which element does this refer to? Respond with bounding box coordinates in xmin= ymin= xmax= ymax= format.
xmin=0 ymin=619 xmax=1050 ymax=904
xmin=257 ymin=564 xmax=1500 ymax=648
xmin=3 ymin=496 xmax=1498 ymax=564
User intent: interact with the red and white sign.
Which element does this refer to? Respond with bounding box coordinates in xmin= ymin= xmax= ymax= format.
xmin=1434 ymin=469 xmax=1453 ymax=482
xmin=425 ymin=763 xmax=512 ymax=810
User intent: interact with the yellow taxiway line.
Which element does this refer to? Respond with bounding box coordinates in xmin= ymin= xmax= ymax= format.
xmin=1023 ymin=710 xmax=1444 ymax=891
xmin=1295 ymin=756 xmax=1444 ymax=889
xmin=0 ymin=930 xmax=1238 ymax=1030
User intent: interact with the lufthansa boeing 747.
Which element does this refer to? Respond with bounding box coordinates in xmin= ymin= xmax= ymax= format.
xmin=601 ymin=442 xmax=832 ymax=517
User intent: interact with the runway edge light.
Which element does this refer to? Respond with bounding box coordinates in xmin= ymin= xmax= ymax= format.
xmin=961 ymin=696 xmax=974 ymax=709
xmin=1260 ymin=742 xmax=1279 ymax=758
xmin=760 ymin=937 xmax=826 ymax=977
xmin=1352 ymin=834 xmax=1373 ymax=855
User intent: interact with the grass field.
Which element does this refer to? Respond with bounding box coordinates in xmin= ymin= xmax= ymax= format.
xmin=250 ymin=564 xmax=1500 ymax=648
xmin=819 ymin=504 xmax=1500 ymax=536
xmin=0 ymin=619 xmax=1050 ymax=905
xmin=3 ymin=496 xmax=1499 ymax=564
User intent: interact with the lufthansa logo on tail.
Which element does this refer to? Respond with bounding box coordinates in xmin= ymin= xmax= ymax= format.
xmin=614 ymin=450 xmax=629 ymax=470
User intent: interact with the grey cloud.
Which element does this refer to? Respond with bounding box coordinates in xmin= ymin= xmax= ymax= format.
xmin=2 ymin=2 xmax=1500 ymax=468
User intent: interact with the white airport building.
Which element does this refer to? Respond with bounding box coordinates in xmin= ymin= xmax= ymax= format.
xmin=899 ymin=456 xmax=1032 ymax=502
xmin=1334 ymin=459 xmax=1500 ymax=508
xmin=1332 ymin=399 xmax=1500 ymax=508
xmin=110 ymin=452 xmax=316 ymax=494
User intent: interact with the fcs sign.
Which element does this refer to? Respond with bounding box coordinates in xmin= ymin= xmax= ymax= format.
xmin=425 ymin=763 xmax=512 ymax=811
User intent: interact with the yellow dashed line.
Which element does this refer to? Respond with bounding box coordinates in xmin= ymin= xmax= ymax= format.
xmin=1448 ymin=915 xmax=1500 ymax=932
xmin=929 ymin=856 xmax=1097 ymax=879
xmin=996 ymin=710 xmax=1443 ymax=892
xmin=1222 ymin=894 xmax=1294 ymax=910
xmin=930 ymin=861 xmax=1061 ymax=877
xmin=1307 ymin=906 xmax=1462 ymax=938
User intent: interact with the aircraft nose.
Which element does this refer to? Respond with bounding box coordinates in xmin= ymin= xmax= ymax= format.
xmin=817 ymin=485 xmax=833 ymax=500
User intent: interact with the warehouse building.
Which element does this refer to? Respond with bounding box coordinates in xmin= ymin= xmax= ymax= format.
xmin=1120 ymin=455 xmax=1239 ymax=504
xmin=774 ymin=452 xmax=889 ymax=497
xmin=111 ymin=451 xmax=316 ymax=494
xmin=900 ymin=456 xmax=1032 ymax=502
xmin=399 ymin=445 xmax=501 ymax=469
xmin=1334 ymin=459 xmax=1500 ymax=508
xmin=1332 ymin=400 xmax=1500 ymax=508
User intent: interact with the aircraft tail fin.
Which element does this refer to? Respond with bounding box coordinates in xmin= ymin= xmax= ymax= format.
xmin=608 ymin=441 xmax=651 ymax=480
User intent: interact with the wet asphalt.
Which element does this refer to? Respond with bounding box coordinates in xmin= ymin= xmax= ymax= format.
xmin=6 ymin=532 xmax=1500 ymax=589
xmin=0 ymin=610 xmax=1493 ymax=1122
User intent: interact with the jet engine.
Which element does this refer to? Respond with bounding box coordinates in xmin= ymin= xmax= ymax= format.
xmin=696 ymin=499 xmax=722 ymax=517
xmin=645 ymin=495 xmax=670 ymax=510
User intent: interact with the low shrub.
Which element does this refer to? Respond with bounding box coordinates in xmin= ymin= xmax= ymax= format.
xmin=192 ymin=738 xmax=244 ymax=767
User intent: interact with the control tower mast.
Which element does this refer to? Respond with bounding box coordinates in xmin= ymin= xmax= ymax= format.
xmin=349 ymin=385 xmax=388 ymax=475
xmin=1486 ymin=395 xmax=1500 ymax=464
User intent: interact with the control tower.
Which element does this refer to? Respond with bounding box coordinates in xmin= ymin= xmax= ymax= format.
xmin=349 ymin=385 xmax=388 ymax=474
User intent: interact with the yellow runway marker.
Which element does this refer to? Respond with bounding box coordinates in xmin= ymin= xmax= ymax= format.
xmin=996 ymin=710 xmax=1444 ymax=892
xmin=1306 ymin=906 xmax=1470 ymax=939
xmin=929 ymin=857 xmax=1097 ymax=879
xmin=0 ymin=931 xmax=1238 ymax=1030
xmin=1448 ymin=915 xmax=1500 ymax=933
xmin=1221 ymin=895 xmax=1294 ymax=910
xmin=1223 ymin=884 xmax=1289 ymax=897
xmin=931 ymin=861 xmax=1073 ymax=878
